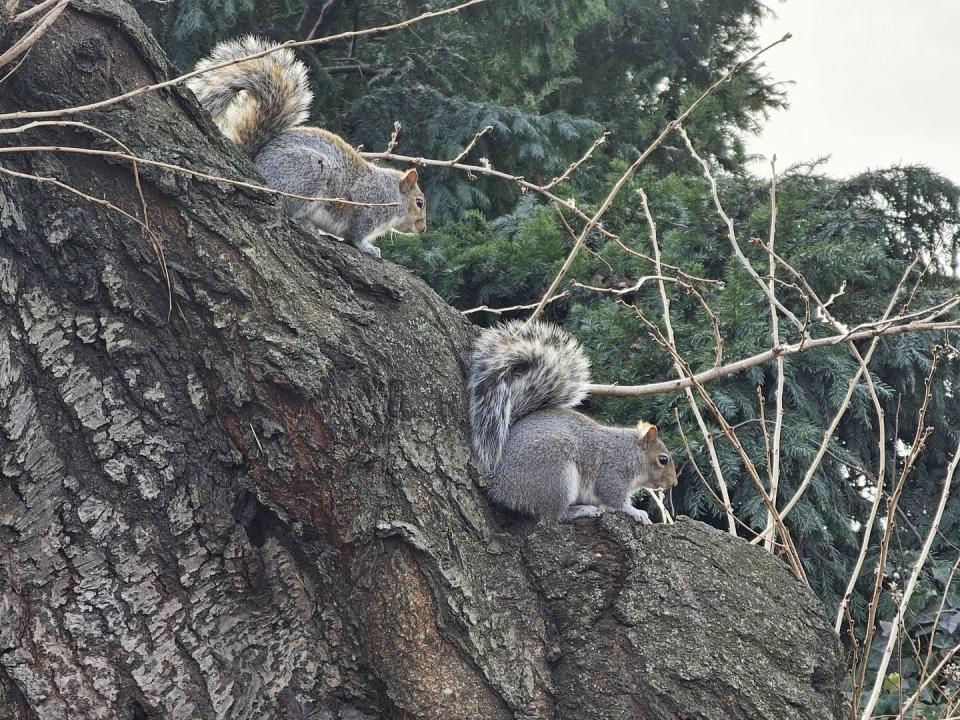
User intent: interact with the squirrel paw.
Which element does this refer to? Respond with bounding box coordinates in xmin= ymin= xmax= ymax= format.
xmin=357 ymin=241 xmax=382 ymax=259
xmin=559 ymin=504 xmax=604 ymax=521
xmin=620 ymin=503 xmax=651 ymax=525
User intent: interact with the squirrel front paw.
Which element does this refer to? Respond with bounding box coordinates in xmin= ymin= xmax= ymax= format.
xmin=620 ymin=502 xmax=651 ymax=525
xmin=357 ymin=241 xmax=382 ymax=259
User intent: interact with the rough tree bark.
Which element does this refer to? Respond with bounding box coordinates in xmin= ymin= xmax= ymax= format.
xmin=0 ymin=2 xmax=844 ymax=719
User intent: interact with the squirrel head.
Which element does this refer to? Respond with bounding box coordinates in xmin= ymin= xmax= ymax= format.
xmin=636 ymin=421 xmax=678 ymax=490
xmin=392 ymin=169 xmax=427 ymax=235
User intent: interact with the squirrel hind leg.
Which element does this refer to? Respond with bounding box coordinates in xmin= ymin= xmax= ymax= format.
xmin=559 ymin=504 xmax=604 ymax=521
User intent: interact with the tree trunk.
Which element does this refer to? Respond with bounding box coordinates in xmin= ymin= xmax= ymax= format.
xmin=0 ymin=2 xmax=844 ymax=719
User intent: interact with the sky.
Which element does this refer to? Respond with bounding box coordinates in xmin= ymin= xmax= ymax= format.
xmin=747 ymin=1 xmax=960 ymax=184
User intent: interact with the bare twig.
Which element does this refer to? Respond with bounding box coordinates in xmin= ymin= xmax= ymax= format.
xmin=363 ymin=146 xmax=620 ymax=241
xmin=461 ymin=291 xmax=570 ymax=317
xmin=756 ymin=252 xmax=928 ymax=529
xmin=679 ymin=126 xmax=803 ymax=333
xmin=854 ymin=363 xmax=939 ymax=712
xmin=631 ymin=304 xmax=806 ymax=579
xmin=674 ymin=411 xmax=764 ymax=539
xmin=638 ymin=188 xmax=736 ymax=534
xmin=0 ymin=0 xmax=493 ymax=121
xmin=384 ymin=121 xmax=401 ymax=154
xmin=10 ymin=0 xmax=59 ymax=23
xmin=861 ymin=436 xmax=960 ymax=719
xmin=450 ymin=125 xmax=493 ymax=164
xmin=643 ymin=488 xmax=674 ymax=524
xmin=762 ymin=157 xmax=785 ymax=550
xmin=541 ymin=132 xmax=610 ymax=190
xmin=0 ymin=0 xmax=68 ymax=70
xmin=0 ymin=44 xmax=32 ymax=86
xmin=587 ymin=318 xmax=960 ymax=398
xmin=523 ymin=32 xmax=793 ymax=324
xmin=898 ymin=641 xmax=960 ymax=719
xmin=0 ymin=165 xmax=175 ymax=311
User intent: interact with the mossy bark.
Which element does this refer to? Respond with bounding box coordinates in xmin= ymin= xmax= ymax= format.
xmin=0 ymin=3 xmax=843 ymax=718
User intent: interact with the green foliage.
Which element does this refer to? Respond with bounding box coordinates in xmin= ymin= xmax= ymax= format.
xmin=383 ymin=201 xmax=589 ymax=313
xmin=138 ymin=0 xmax=781 ymax=220
xmin=860 ymin=554 xmax=960 ymax=716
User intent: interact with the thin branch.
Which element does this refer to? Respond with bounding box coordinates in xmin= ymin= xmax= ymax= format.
xmin=898 ymin=641 xmax=960 ymax=719
xmin=322 ymin=61 xmax=390 ymax=75
xmin=523 ymin=32 xmax=793 ymax=324
xmin=364 ymin=148 xmax=619 ymax=240
xmin=383 ymin=121 xmax=401 ymax=154
xmin=0 ymin=164 xmax=175 ymax=312
xmin=608 ymin=233 xmax=724 ymax=288
xmin=541 ymin=131 xmax=610 ymax=190
xmin=0 ymin=0 xmax=68 ymax=70
xmin=587 ymin=319 xmax=960 ymax=398
xmin=644 ymin=488 xmax=674 ymax=524
xmin=763 ymin=157 xmax=785 ymax=550
xmin=854 ymin=368 xmax=938 ymax=712
xmin=640 ymin=188 xmax=736 ymax=535
xmin=674 ymin=410 xmax=762 ymax=539
xmin=861 ymin=437 xmax=960 ymax=719
xmin=306 ymin=0 xmax=345 ymax=41
xmin=679 ymin=126 xmax=803 ymax=332
xmin=461 ymin=291 xmax=570 ymax=317
xmin=757 ymin=251 xmax=928 ymax=528
xmin=0 ymin=44 xmax=33 ymax=86
xmin=0 ymin=0 xmax=493 ymax=121
xmin=450 ymin=125 xmax=493 ymax=164
xmin=630 ymin=303 xmax=806 ymax=579
xmin=10 ymin=0 xmax=59 ymax=23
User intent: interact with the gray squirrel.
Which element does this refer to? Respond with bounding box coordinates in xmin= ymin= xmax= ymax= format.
xmin=468 ymin=320 xmax=677 ymax=523
xmin=187 ymin=36 xmax=426 ymax=258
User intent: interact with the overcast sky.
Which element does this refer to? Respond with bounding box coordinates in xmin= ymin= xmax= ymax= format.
xmin=747 ymin=1 xmax=960 ymax=184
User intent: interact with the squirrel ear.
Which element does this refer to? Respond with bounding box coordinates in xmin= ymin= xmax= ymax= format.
xmin=399 ymin=169 xmax=418 ymax=193
xmin=637 ymin=421 xmax=658 ymax=444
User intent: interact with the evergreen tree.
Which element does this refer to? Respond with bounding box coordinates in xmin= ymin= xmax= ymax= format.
xmin=137 ymin=0 xmax=782 ymax=221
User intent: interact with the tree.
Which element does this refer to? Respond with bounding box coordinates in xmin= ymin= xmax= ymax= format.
xmin=0 ymin=1 xmax=843 ymax=718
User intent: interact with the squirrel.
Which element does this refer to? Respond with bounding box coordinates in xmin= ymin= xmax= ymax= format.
xmin=468 ymin=320 xmax=677 ymax=523
xmin=187 ymin=36 xmax=426 ymax=258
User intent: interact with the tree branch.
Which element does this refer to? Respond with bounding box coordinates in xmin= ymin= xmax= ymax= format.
xmin=587 ymin=319 xmax=960 ymax=398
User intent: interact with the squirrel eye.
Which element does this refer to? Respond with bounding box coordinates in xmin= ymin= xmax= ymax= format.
xmin=415 ymin=197 xmax=424 ymax=209
xmin=657 ymin=454 xmax=669 ymax=466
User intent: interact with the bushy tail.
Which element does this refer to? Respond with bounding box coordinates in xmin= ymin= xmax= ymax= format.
xmin=187 ymin=36 xmax=312 ymax=156
xmin=468 ymin=320 xmax=590 ymax=472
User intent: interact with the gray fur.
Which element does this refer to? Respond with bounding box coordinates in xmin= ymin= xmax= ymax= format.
xmin=468 ymin=321 xmax=677 ymax=522
xmin=187 ymin=36 xmax=311 ymax=157
xmin=254 ymin=130 xmax=425 ymax=258
xmin=469 ymin=320 xmax=589 ymax=472
xmin=189 ymin=36 xmax=426 ymax=257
